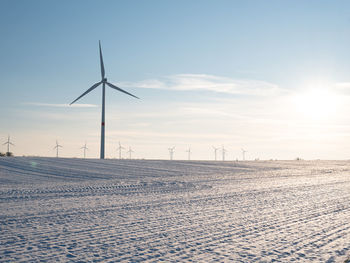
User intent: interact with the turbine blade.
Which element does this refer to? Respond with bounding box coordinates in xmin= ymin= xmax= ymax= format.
xmin=99 ymin=41 xmax=105 ymax=79
xmin=106 ymin=82 xmax=139 ymax=99
xmin=70 ymin=81 xmax=102 ymax=105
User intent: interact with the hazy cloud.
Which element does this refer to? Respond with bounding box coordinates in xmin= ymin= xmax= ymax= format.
xmin=24 ymin=103 xmax=97 ymax=108
xmin=334 ymin=82 xmax=350 ymax=95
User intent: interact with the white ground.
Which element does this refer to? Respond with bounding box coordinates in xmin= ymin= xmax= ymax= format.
xmin=0 ymin=157 xmax=350 ymax=262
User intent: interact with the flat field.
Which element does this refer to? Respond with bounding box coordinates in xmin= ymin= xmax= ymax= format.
xmin=0 ymin=157 xmax=349 ymax=262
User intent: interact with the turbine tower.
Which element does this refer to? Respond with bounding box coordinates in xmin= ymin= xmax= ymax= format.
xmin=222 ymin=145 xmax=227 ymax=161
xmin=117 ymin=142 xmax=125 ymax=159
xmin=212 ymin=146 xmax=219 ymax=161
xmin=70 ymin=41 xmax=139 ymax=159
xmin=54 ymin=140 xmax=63 ymax=158
xmin=3 ymin=135 xmax=14 ymax=153
xmin=186 ymin=147 xmax=192 ymax=160
xmin=168 ymin=146 xmax=175 ymax=160
xmin=126 ymin=146 xmax=134 ymax=159
xmin=81 ymin=142 xmax=88 ymax=158
xmin=241 ymin=148 xmax=247 ymax=161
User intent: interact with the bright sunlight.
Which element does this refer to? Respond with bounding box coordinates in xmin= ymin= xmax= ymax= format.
xmin=292 ymin=87 xmax=340 ymax=121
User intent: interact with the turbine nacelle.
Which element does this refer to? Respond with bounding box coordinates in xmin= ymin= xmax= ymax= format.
xmin=102 ymin=78 xmax=107 ymax=83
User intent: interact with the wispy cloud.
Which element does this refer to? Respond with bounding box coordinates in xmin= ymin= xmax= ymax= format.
xmin=120 ymin=74 xmax=284 ymax=96
xmin=24 ymin=102 xmax=97 ymax=108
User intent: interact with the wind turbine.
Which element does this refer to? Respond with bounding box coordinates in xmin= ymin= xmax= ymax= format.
xmin=186 ymin=147 xmax=192 ymax=160
xmin=168 ymin=146 xmax=175 ymax=160
xmin=212 ymin=146 xmax=219 ymax=161
xmin=117 ymin=141 xmax=125 ymax=159
xmin=241 ymin=148 xmax=247 ymax=161
xmin=81 ymin=142 xmax=88 ymax=158
xmin=54 ymin=140 xmax=63 ymax=158
xmin=126 ymin=146 xmax=134 ymax=159
xmin=3 ymin=135 xmax=14 ymax=153
xmin=222 ymin=145 xmax=227 ymax=161
xmin=70 ymin=41 xmax=139 ymax=159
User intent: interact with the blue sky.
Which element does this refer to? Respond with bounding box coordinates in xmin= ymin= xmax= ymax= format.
xmin=1 ymin=0 xmax=350 ymax=159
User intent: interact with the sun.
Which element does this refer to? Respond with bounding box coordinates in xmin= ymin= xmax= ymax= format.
xmin=292 ymin=88 xmax=339 ymax=120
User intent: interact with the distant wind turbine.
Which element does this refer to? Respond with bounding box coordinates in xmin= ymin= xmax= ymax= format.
xmin=126 ymin=146 xmax=134 ymax=159
xmin=117 ymin=142 xmax=125 ymax=159
xmin=212 ymin=146 xmax=219 ymax=161
xmin=186 ymin=147 xmax=192 ymax=160
xmin=70 ymin=41 xmax=139 ymax=159
xmin=222 ymin=145 xmax=227 ymax=161
xmin=81 ymin=142 xmax=88 ymax=158
xmin=54 ymin=140 xmax=63 ymax=158
xmin=3 ymin=135 xmax=14 ymax=153
xmin=241 ymin=148 xmax=247 ymax=161
xmin=168 ymin=146 xmax=175 ymax=160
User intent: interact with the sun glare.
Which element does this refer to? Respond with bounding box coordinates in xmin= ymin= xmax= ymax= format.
xmin=292 ymin=88 xmax=340 ymax=120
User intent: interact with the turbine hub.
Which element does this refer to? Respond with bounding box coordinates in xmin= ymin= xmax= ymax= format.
xmin=103 ymin=78 xmax=107 ymax=82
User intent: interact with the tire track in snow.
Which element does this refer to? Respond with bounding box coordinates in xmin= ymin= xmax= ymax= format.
xmin=1 ymin=158 xmax=350 ymax=262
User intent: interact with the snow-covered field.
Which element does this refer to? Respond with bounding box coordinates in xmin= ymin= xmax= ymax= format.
xmin=0 ymin=157 xmax=350 ymax=262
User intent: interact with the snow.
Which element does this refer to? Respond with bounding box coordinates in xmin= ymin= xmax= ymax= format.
xmin=0 ymin=157 xmax=350 ymax=262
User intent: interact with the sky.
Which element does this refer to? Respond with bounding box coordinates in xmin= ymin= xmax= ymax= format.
xmin=1 ymin=0 xmax=350 ymax=160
